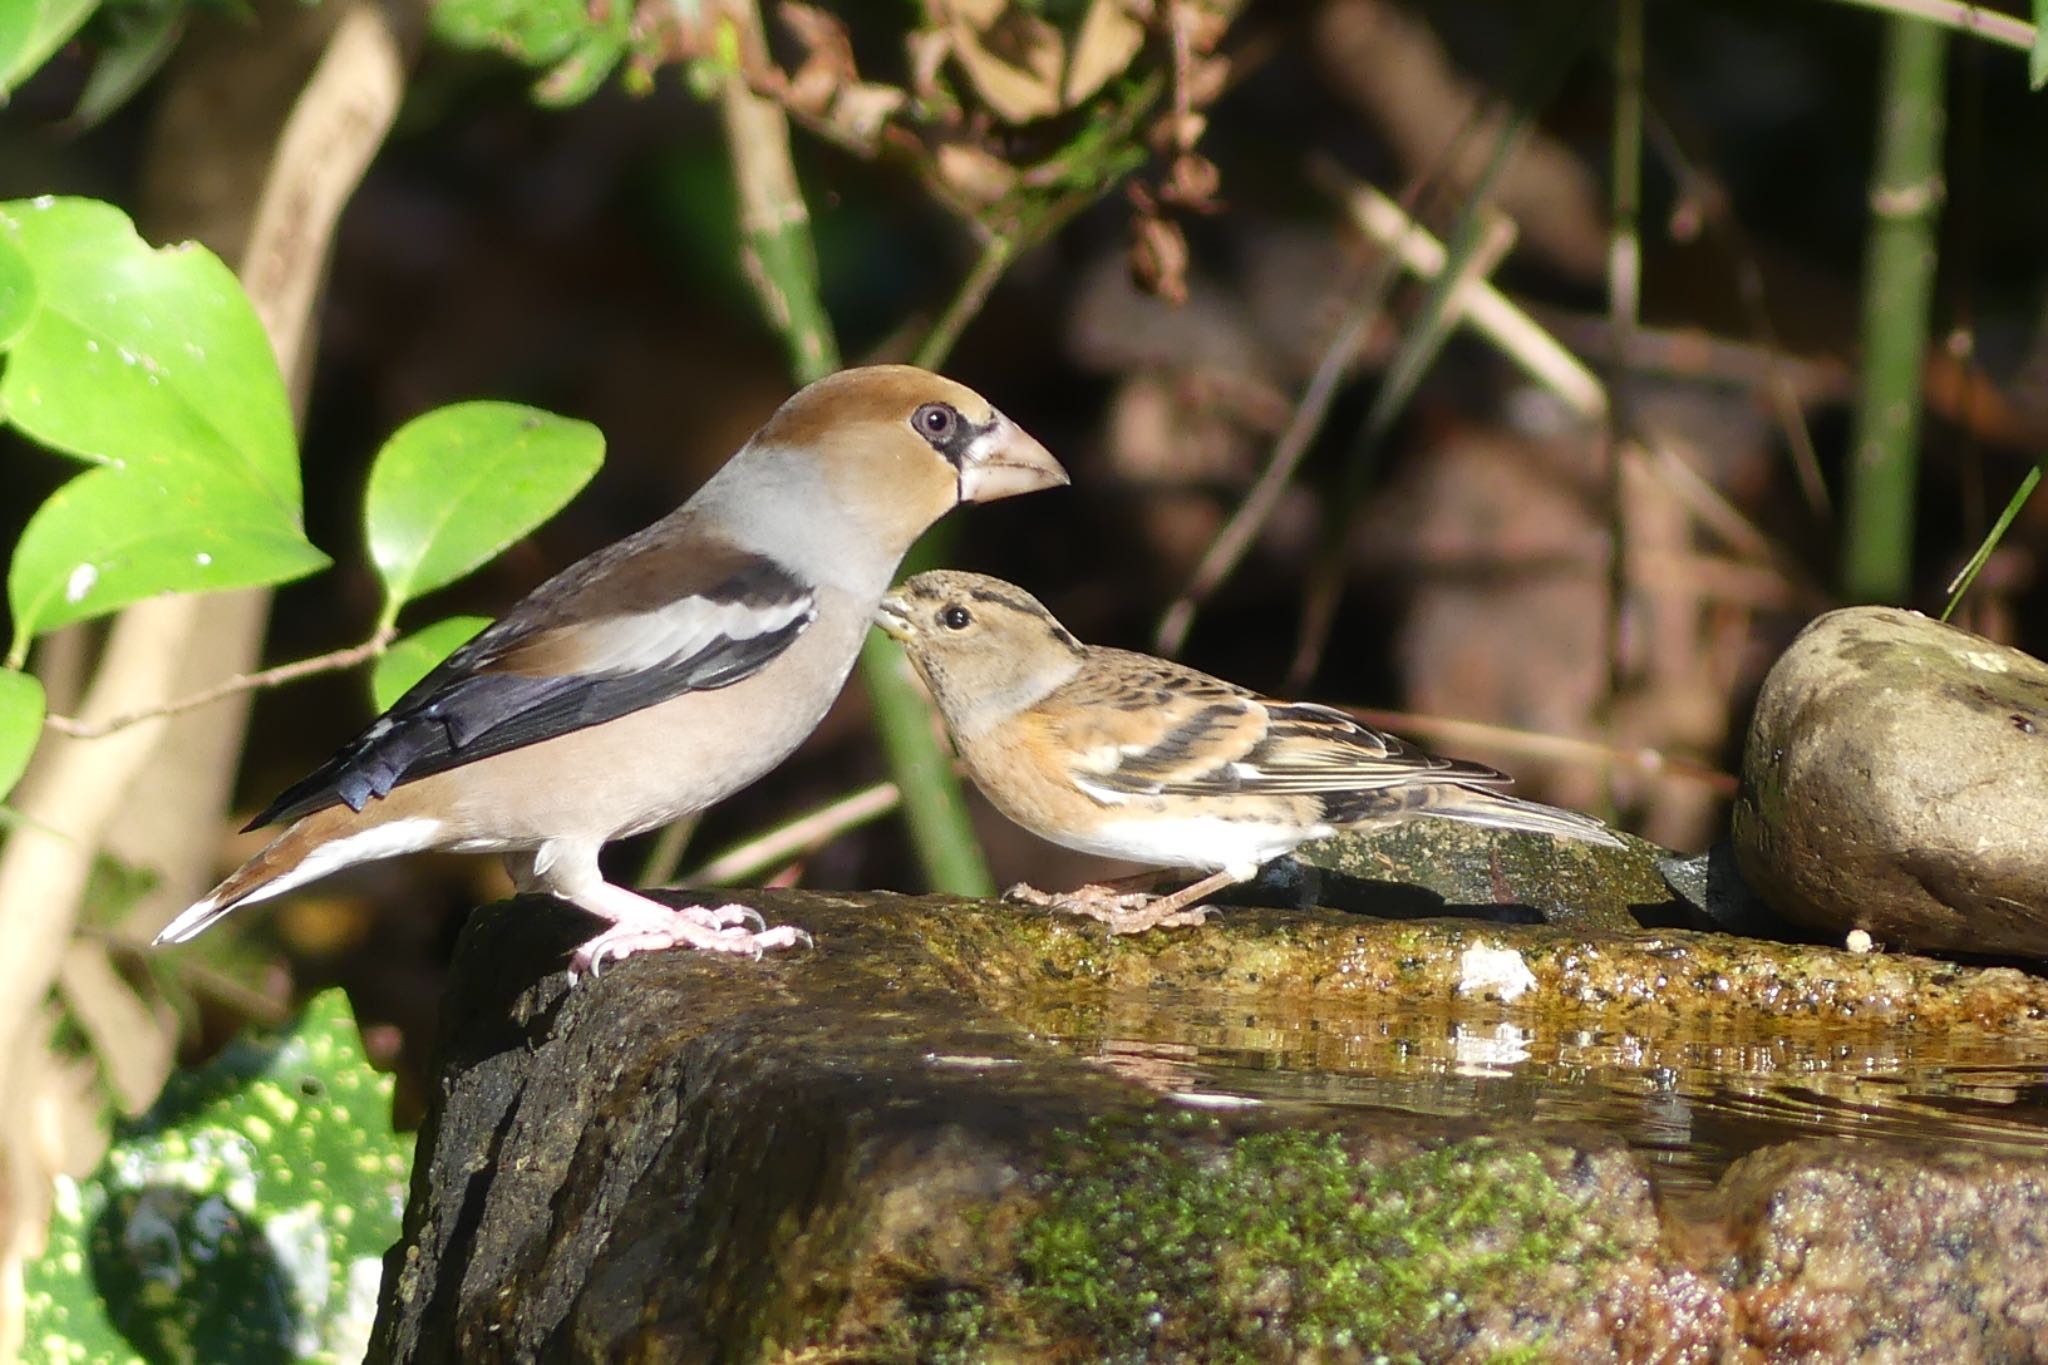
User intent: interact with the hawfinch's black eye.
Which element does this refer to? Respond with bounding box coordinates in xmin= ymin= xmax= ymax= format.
xmin=914 ymin=402 xmax=959 ymax=442
xmin=939 ymin=605 xmax=972 ymax=631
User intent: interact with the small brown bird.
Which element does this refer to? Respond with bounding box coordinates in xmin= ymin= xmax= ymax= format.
xmin=157 ymin=367 xmax=1067 ymax=978
xmin=877 ymin=571 xmax=1622 ymax=934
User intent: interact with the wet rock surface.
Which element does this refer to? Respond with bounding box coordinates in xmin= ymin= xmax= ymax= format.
xmin=1734 ymin=605 xmax=2048 ymax=958
xmin=371 ymin=891 xmax=2048 ymax=1363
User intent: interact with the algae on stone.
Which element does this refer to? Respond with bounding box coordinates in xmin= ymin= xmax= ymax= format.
xmin=1013 ymin=1117 xmax=1626 ymax=1361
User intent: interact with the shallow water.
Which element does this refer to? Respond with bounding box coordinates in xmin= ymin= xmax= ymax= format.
xmin=1020 ymin=989 xmax=2048 ymax=1200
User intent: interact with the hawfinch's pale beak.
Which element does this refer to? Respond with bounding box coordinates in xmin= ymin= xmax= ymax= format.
xmin=957 ymin=414 xmax=1068 ymax=504
xmin=874 ymin=594 xmax=913 ymax=642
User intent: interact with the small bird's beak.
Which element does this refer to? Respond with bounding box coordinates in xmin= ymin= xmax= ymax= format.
xmin=956 ymin=413 xmax=1068 ymax=504
xmin=874 ymin=594 xmax=913 ymax=642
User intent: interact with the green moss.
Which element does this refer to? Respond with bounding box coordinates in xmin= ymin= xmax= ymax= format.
xmin=1015 ymin=1117 xmax=1615 ymax=1361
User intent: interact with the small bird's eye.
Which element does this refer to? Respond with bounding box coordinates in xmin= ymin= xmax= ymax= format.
xmin=914 ymin=402 xmax=959 ymax=442
xmin=939 ymin=605 xmax=972 ymax=631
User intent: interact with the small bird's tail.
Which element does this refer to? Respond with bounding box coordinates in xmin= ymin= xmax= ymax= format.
xmin=1423 ymin=786 xmax=1627 ymax=848
xmin=154 ymin=805 xmax=443 ymax=945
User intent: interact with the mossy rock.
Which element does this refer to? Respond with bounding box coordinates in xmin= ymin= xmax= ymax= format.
xmin=370 ymin=891 xmax=2048 ymax=1362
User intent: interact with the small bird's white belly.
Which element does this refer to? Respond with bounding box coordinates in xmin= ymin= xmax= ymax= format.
xmin=1040 ymin=812 xmax=1326 ymax=878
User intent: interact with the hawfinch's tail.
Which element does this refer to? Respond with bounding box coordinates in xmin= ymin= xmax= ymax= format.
xmin=155 ymin=805 xmax=446 ymax=945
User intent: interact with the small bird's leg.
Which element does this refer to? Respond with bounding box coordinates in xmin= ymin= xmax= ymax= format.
xmin=523 ymin=844 xmax=809 ymax=982
xmin=1023 ymin=867 xmax=1249 ymax=935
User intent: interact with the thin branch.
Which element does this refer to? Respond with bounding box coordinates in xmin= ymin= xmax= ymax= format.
xmin=1152 ymin=251 xmax=1389 ymax=656
xmin=913 ymin=233 xmax=1014 ymax=372
xmin=1330 ymin=174 xmax=1607 ymax=417
xmin=1827 ymin=0 xmax=2031 ymax=55
xmin=1603 ymin=0 xmax=1645 ymax=782
xmin=43 ymin=632 xmax=392 ymax=740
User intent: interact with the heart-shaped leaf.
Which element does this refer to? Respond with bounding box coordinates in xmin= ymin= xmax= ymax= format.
xmin=365 ymin=401 xmax=602 ymax=631
xmin=371 ymin=615 xmax=491 ymax=712
xmin=0 ymin=198 xmax=325 ymax=661
xmin=0 ymin=669 xmax=43 ymax=802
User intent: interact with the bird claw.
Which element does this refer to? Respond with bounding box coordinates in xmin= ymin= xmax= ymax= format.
xmin=564 ymin=911 xmax=807 ymax=984
xmin=1008 ymin=881 xmax=1195 ymax=930
xmin=1005 ymin=881 xmax=1149 ymax=911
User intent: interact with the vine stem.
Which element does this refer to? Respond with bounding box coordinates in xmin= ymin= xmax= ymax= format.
xmin=42 ymin=631 xmax=393 ymax=740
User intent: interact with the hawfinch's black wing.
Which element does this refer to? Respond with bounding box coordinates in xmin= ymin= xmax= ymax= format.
xmin=247 ymin=526 xmax=815 ymax=828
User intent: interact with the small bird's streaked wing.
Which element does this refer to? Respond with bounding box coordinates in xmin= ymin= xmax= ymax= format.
xmin=246 ymin=529 xmax=816 ymax=829
xmin=1051 ymin=650 xmax=1507 ymax=803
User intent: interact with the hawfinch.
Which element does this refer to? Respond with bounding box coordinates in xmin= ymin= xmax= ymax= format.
xmin=157 ymin=367 xmax=1067 ymax=977
xmin=877 ymin=570 xmax=1622 ymax=934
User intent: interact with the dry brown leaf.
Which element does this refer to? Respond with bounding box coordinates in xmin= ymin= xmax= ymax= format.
xmin=905 ymin=27 xmax=953 ymax=105
xmin=1064 ymin=0 xmax=1147 ymax=106
xmin=1162 ymin=150 xmax=1221 ymax=209
xmin=830 ymin=83 xmax=908 ymax=144
xmin=936 ymin=140 xmax=1020 ymax=204
xmin=1130 ymin=210 xmax=1190 ymax=304
xmin=778 ymin=2 xmax=859 ymax=116
xmin=941 ymin=0 xmax=1065 ymax=123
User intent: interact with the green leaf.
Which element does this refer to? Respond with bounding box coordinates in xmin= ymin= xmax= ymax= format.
xmin=0 ymin=198 xmax=326 ymax=659
xmin=0 ymin=229 xmax=34 ymax=348
xmin=9 ymin=465 xmax=330 ymax=645
xmin=371 ymin=614 xmax=491 ymax=711
xmin=0 ymin=669 xmax=44 ymax=803
xmin=0 ymin=0 xmax=100 ymax=97
xmin=364 ymin=400 xmax=602 ymax=628
xmin=69 ymin=2 xmax=186 ymax=129
xmin=21 ymin=989 xmax=411 ymax=1363
xmin=429 ymin=0 xmax=630 ymax=105
xmin=0 ymin=198 xmax=299 ymax=501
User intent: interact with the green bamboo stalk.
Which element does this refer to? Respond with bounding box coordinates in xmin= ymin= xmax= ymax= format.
xmin=714 ymin=6 xmax=994 ymax=895
xmin=1840 ymin=15 xmax=1948 ymax=602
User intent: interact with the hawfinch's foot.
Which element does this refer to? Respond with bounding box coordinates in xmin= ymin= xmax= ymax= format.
xmin=1004 ymin=881 xmax=1213 ymax=935
xmin=567 ymin=902 xmax=809 ymax=983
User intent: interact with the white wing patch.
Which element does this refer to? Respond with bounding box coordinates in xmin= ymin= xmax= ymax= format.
xmin=565 ymin=593 xmax=815 ymax=676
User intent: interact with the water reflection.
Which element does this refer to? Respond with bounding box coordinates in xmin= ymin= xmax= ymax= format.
xmin=1016 ymin=989 xmax=2048 ymax=1199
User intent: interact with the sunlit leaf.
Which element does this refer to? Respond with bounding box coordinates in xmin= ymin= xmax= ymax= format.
xmin=0 ymin=197 xmax=325 ymax=658
xmin=0 ymin=669 xmax=44 ymax=803
xmin=365 ymin=400 xmax=602 ymax=629
xmin=0 ymin=229 xmax=34 ymax=348
xmin=371 ymin=614 xmax=491 ymax=712
xmin=0 ymin=198 xmax=299 ymax=502
xmin=9 ymin=464 xmax=328 ymax=646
